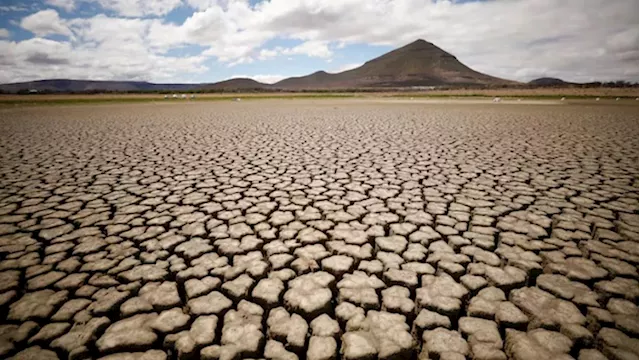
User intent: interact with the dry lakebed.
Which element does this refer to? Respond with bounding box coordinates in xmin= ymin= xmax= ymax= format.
xmin=0 ymin=99 xmax=637 ymax=360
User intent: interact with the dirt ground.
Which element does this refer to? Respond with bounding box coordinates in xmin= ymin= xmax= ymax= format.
xmin=0 ymin=100 xmax=638 ymax=360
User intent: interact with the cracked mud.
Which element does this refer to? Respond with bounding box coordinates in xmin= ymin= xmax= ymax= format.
xmin=0 ymin=100 xmax=638 ymax=360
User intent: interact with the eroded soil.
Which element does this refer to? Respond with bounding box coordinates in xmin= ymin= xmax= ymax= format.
xmin=0 ymin=100 xmax=637 ymax=360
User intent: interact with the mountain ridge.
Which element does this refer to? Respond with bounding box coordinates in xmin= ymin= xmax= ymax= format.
xmin=528 ymin=77 xmax=573 ymax=86
xmin=1 ymin=39 xmax=519 ymax=92
xmin=274 ymin=39 xmax=516 ymax=89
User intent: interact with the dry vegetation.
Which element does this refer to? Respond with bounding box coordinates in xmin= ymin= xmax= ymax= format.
xmin=391 ymin=87 xmax=639 ymax=98
xmin=0 ymin=92 xmax=354 ymax=102
xmin=0 ymin=87 xmax=637 ymax=107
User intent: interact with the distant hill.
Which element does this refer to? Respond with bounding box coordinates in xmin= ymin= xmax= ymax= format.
xmin=0 ymin=39 xmax=521 ymax=93
xmin=528 ymin=77 xmax=573 ymax=86
xmin=200 ymin=78 xmax=270 ymax=90
xmin=275 ymin=71 xmax=334 ymax=89
xmin=0 ymin=79 xmax=201 ymax=93
xmin=274 ymin=39 xmax=517 ymax=89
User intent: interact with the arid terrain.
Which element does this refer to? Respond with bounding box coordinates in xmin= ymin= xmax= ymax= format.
xmin=0 ymin=100 xmax=638 ymax=360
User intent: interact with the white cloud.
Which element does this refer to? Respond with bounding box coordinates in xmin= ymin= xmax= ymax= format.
xmin=0 ymin=36 xmax=207 ymax=83
xmin=281 ymin=40 xmax=332 ymax=58
xmin=20 ymin=9 xmax=72 ymax=37
xmin=181 ymin=6 xmax=234 ymax=43
xmin=0 ymin=5 xmax=30 ymax=12
xmin=0 ymin=38 xmax=74 ymax=85
xmin=2 ymin=12 xmax=207 ymax=84
xmin=186 ymin=0 xmax=248 ymax=11
xmin=258 ymin=48 xmax=278 ymax=60
xmin=229 ymin=74 xmax=288 ymax=84
xmin=253 ymin=41 xmax=334 ymax=62
xmin=15 ymin=38 xmax=73 ymax=65
xmin=332 ymin=62 xmax=363 ymax=73
xmin=0 ymin=29 xmax=9 ymax=38
xmin=186 ymin=0 xmax=219 ymax=11
xmin=46 ymin=0 xmax=76 ymax=12
xmin=69 ymin=15 xmax=148 ymax=45
xmin=88 ymin=0 xmax=183 ymax=17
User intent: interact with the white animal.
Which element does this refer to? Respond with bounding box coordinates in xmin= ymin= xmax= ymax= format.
xmin=595 ymin=97 xmax=600 ymax=101
xmin=164 ymin=95 xmax=168 ymax=99
xmin=181 ymin=94 xmax=187 ymax=99
xmin=560 ymin=97 xmax=565 ymax=101
xmin=234 ymin=98 xmax=242 ymax=102
xmin=172 ymin=94 xmax=178 ymax=98
xmin=492 ymin=97 xmax=501 ymax=103
xmin=190 ymin=94 xmax=195 ymax=99
xmin=615 ymin=97 xmax=620 ymax=101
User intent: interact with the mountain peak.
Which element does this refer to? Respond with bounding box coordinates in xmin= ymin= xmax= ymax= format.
xmin=409 ymin=39 xmax=430 ymax=45
xmin=399 ymin=39 xmax=449 ymax=55
xmin=404 ymin=39 xmax=437 ymax=49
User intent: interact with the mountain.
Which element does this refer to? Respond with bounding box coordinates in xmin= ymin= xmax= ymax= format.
xmin=272 ymin=71 xmax=334 ymax=89
xmin=200 ymin=78 xmax=270 ymax=90
xmin=274 ymin=39 xmax=516 ymax=89
xmin=0 ymin=39 xmax=518 ymax=93
xmin=0 ymin=79 xmax=201 ymax=93
xmin=528 ymin=77 xmax=573 ymax=86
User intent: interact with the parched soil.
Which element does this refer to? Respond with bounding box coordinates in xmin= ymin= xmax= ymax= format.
xmin=0 ymin=100 xmax=637 ymax=360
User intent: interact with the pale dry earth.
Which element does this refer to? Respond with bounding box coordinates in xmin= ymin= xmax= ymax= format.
xmin=0 ymin=100 xmax=638 ymax=360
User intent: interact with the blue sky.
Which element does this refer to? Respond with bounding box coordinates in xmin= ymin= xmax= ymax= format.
xmin=0 ymin=0 xmax=637 ymax=84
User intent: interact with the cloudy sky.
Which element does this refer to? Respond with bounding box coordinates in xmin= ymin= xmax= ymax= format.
xmin=0 ymin=0 xmax=637 ymax=84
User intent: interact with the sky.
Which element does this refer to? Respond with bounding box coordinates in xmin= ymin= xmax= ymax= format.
xmin=0 ymin=0 xmax=637 ymax=85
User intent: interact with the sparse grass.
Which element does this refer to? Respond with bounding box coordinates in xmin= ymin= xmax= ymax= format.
xmin=388 ymin=93 xmax=636 ymax=100
xmin=383 ymin=86 xmax=638 ymax=99
xmin=0 ymin=97 xmax=159 ymax=107
xmin=0 ymin=87 xmax=637 ymax=107
xmin=0 ymin=93 xmax=358 ymax=107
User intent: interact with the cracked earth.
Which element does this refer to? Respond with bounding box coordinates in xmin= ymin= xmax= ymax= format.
xmin=0 ymin=100 xmax=638 ymax=360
